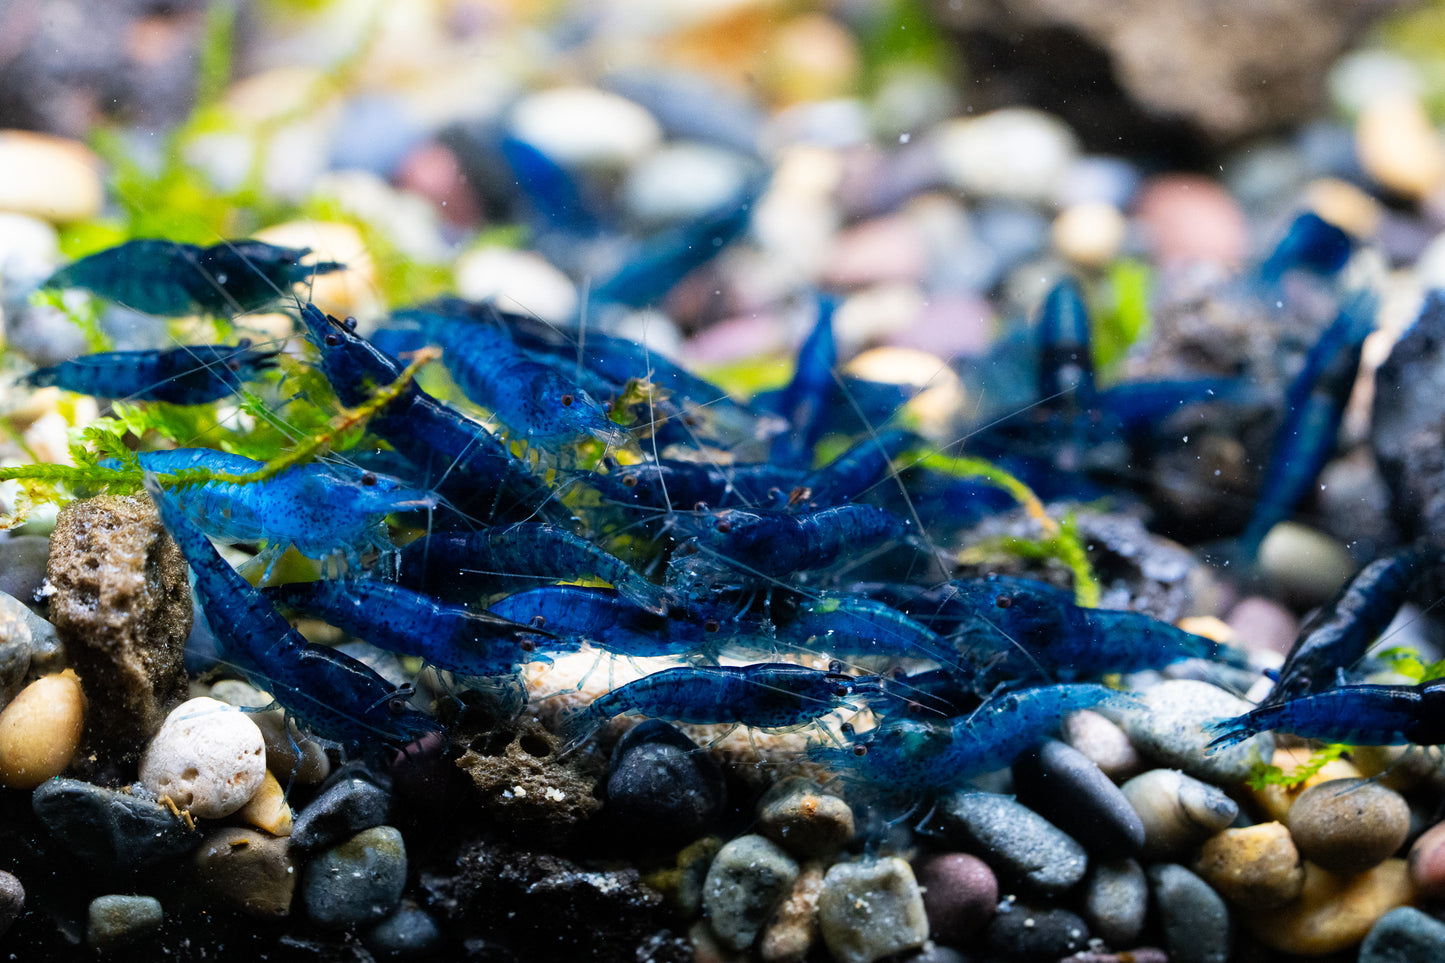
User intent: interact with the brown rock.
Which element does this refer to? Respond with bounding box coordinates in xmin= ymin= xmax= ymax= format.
xmin=1243 ymin=859 xmax=1415 ymax=955
xmin=192 ymin=828 xmax=296 ymax=919
xmin=454 ymin=714 xmax=601 ymax=829
xmin=0 ymin=670 xmax=86 ymax=788
xmin=1248 ymin=746 xmax=1363 ymax=822
xmin=1408 ymin=820 xmax=1445 ymax=900
xmin=758 ymin=777 xmax=855 ymax=859
xmin=46 ymin=495 xmax=191 ymax=758
xmin=1287 ymin=778 xmax=1410 ymax=874
xmin=1193 ymin=821 xmax=1304 ymax=909
xmin=758 ymin=862 xmax=824 ymax=963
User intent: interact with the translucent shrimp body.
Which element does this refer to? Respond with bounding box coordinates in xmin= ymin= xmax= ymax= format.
xmin=1208 ymin=681 xmax=1445 ymax=751
xmin=21 ymin=341 xmax=279 ymax=404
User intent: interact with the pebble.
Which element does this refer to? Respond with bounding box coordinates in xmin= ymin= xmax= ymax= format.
xmin=1287 ymin=778 xmax=1411 ymax=874
xmin=1012 ymin=738 xmax=1145 ymax=859
xmin=1192 ymin=821 xmax=1303 ymax=909
xmin=235 ymin=769 xmax=293 ymax=837
xmin=208 ymin=679 xmax=330 ymax=785
xmin=758 ymin=863 xmax=823 ymax=963
xmin=0 ymin=130 xmax=104 ymax=222
xmin=510 ymin=86 xmax=661 ymax=169
xmin=1224 ymin=596 xmax=1299 ymax=659
xmin=702 ymin=834 xmax=799 ymax=952
xmin=329 ymin=94 xmax=425 ymax=178
xmin=1084 ymin=858 xmax=1148 ymax=948
xmin=816 ymin=857 xmax=928 ymax=963
xmin=761 ymin=13 xmax=860 ymax=106
xmin=454 ymin=246 xmax=578 ymax=326
xmin=1114 ymin=679 xmax=1273 ymax=783
xmin=1055 ymin=155 xmax=1141 ymax=209
xmin=606 ymin=720 xmax=726 ymax=847
xmin=33 ymin=777 xmax=198 ymax=870
xmin=0 ymin=594 xmax=32 ymax=704
xmin=935 ymin=108 xmax=1080 ymax=205
xmin=1248 ymin=745 xmax=1363 ymax=821
xmin=1244 ymin=860 xmax=1415 ymax=955
xmin=291 ymin=768 xmax=392 ymax=853
xmin=824 ymin=215 xmax=928 ymax=289
xmin=394 ymin=140 xmax=481 ymax=228
xmin=0 ymin=670 xmax=84 ymax=789
xmin=365 ymin=899 xmax=444 ymax=959
xmin=1134 ymin=174 xmax=1249 ymax=270
xmin=1256 ymin=522 xmax=1358 ymax=608
xmin=1148 ymin=863 xmax=1231 ymax=963
xmin=933 ymin=790 xmax=1088 ymax=894
xmin=1357 ymin=95 xmax=1445 ymax=200
xmin=0 ymin=211 xmax=60 ymax=287
xmin=192 ymin=827 xmax=296 ymax=919
xmin=304 ymin=825 xmax=408 ymax=929
xmin=250 ymin=220 xmax=376 ymax=319
xmin=622 ymin=141 xmax=754 ymax=226
xmin=139 ymin=697 xmax=266 ymax=819
xmin=983 ymin=901 xmax=1090 ymax=962
xmin=916 ymin=852 xmax=997 ymax=945
xmin=0 ymin=536 xmax=52 ymax=612
xmin=1052 ymin=202 xmax=1127 ymax=269
xmin=1062 ymin=709 xmax=1145 ymax=782
xmin=1119 ymin=769 xmax=1238 ymax=859
xmin=1359 ymin=906 xmax=1445 ymax=963
xmin=1408 ymin=819 xmax=1445 ymax=899
xmin=87 ymin=894 xmax=162 ymax=950
xmin=757 ymin=776 xmax=854 ymax=859
xmin=0 ymin=872 xmax=21 ymax=937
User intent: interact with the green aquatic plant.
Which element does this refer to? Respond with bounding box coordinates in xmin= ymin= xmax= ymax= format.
xmin=1246 ymin=743 xmax=1350 ymax=791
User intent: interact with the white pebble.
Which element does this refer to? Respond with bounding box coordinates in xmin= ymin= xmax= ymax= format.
xmin=1052 ymin=202 xmax=1127 ymax=269
xmin=935 ymin=108 xmax=1080 ymax=205
xmin=510 ymin=87 xmax=661 ymax=169
xmin=140 ymin=697 xmax=266 ymax=819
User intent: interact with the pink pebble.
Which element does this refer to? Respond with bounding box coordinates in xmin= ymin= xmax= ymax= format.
xmin=1409 ymin=820 xmax=1445 ymax=899
xmin=824 ymin=215 xmax=928 ymax=289
xmin=916 ymin=852 xmax=998 ymax=945
xmin=395 ymin=141 xmax=481 ymax=228
xmin=1134 ymin=174 xmax=1249 ymax=270
xmin=1225 ymin=596 xmax=1299 ymax=659
xmin=885 ymin=293 xmax=993 ymax=359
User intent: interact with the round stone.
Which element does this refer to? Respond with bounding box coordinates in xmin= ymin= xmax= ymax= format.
xmin=192 ymin=827 xmax=296 ymax=919
xmin=916 ymin=853 xmax=997 ymax=945
xmin=1084 ymin=858 xmax=1147 ymax=948
xmin=0 ymin=130 xmax=103 ymax=223
xmin=1052 ymin=202 xmax=1127 ymax=269
xmin=1062 ymin=709 xmax=1145 ymax=782
xmin=0 ymin=871 xmax=21 ymax=938
xmin=1120 ymin=768 xmax=1238 ymax=859
xmin=1149 ymin=863 xmax=1231 ymax=963
xmin=87 ymin=894 xmax=162 ymax=951
xmin=1116 ymin=679 xmax=1273 ymax=783
xmin=510 ymin=87 xmax=661 ymax=169
xmin=983 ymin=902 xmax=1090 ymax=961
xmin=1193 ymin=821 xmax=1304 ymax=909
xmin=139 ymin=697 xmax=266 ymax=819
xmin=758 ymin=863 xmax=824 ymax=963
xmin=33 ymin=778 xmax=198 ymax=870
xmin=303 ymin=825 xmax=408 ymax=929
xmin=365 ymin=899 xmax=444 ymax=958
xmin=292 ymin=767 xmax=391 ymax=853
xmin=936 ymin=108 xmax=1080 ymax=205
xmin=1408 ymin=819 xmax=1445 ymax=899
xmin=816 ymin=857 xmax=928 ymax=963
xmin=208 ymin=680 xmax=329 ymax=786
xmin=1360 ymin=906 xmax=1445 ymax=963
xmin=1134 ymin=174 xmax=1248 ymax=270
xmin=607 ymin=721 xmax=726 ymax=848
xmin=1012 ymin=738 xmax=1145 ymax=859
xmin=0 ymin=670 xmax=85 ymax=789
xmin=1288 ymin=778 xmax=1410 ymax=874
xmin=702 ymin=834 xmax=798 ymax=952
xmin=1247 ymin=745 xmax=1363 ymax=822
xmin=933 ymin=790 xmax=1088 ymax=895
xmin=1244 ymin=860 xmax=1414 ymax=955
xmin=1357 ymin=95 xmax=1445 ymax=200
xmin=757 ymin=776 xmax=854 ymax=859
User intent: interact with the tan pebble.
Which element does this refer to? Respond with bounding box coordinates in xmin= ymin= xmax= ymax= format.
xmin=0 ymin=131 xmax=103 ymax=222
xmin=843 ymin=345 xmax=964 ymax=438
xmin=1249 ymin=746 xmax=1363 ymax=822
xmin=1303 ymin=178 xmax=1382 ymax=238
xmin=252 ymin=221 xmax=375 ymax=318
xmin=759 ymin=862 xmax=825 ymax=963
xmin=192 ymin=827 xmax=295 ymax=919
xmin=1350 ymin=744 xmax=1445 ymax=793
xmin=1120 ymin=768 xmax=1237 ymax=859
xmin=0 ymin=670 xmax=86 ymax=789
xmin=758 ymin=778 xmax=854 ymax=859
xmin=1052 ymin=201 xmax=1127 ymax=269
xmin=1244 ymin=859 xmax=1414 ymax=955
xmin=762 ymin=14 xmax=860 ymax=106
xmin=1176 ymin=616 xmax=1233 ymax=644
xmin=140 ymin=697 xmax=266 ymax=819
xmin=1287 ymin=778 xmax=1410 ymax=874
xmin=1193 ymin=821 xmax=1304 ymax=909
xmin=1408 ymin=819 xmax=1445 ymax=899
xmin=1063 ymin=709 xmax=1144 ymax=782
xmin=236 ymin=769 xmax=293 ymax=837
xmin=1357 ymin=95 xmax=1445 ymax=200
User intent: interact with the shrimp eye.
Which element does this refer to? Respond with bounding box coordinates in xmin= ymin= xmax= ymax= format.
xmin=703 ymin=619 xmax=720 ymax=633
xmin=560 ymin=393 xmax=575 ymax=408
xmin=693 ymin=501 xmax=709 ymax=512
xmin=530 ymin=615 xmax=546 ymax=629
xmin=343 ymin=317 xmax=358 ymax=332
xmin=227 ymin=360 xmax=242 ymax=371
xmin=831 ymin=683 xmax=851 ymax=697
xmin=622 ymin=474 xmax=638 ymax=487
xmin=520 ymin=638 xmax=536 ymax=652
xmin=361 ymin=472 xmax=378 ymax=487
xmin=828 ymin=660 xmax=843 ymax=674
xmin=852 ymin=745 xmax=868 ymax=757
xmin=715 ymin=519 xmax=732 ymax=534
xmin=995 ymin=594 xmax=1012 ymax=609
xmin=387 ymin=697 xmax=408 ymax=716
xmin=324 ymin=334 xmax=341 ymax=346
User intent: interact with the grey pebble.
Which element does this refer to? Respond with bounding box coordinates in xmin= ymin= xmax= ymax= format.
xmin=701 ymin=834 xmax=797 ymax=952
xmin=607 ymin=720 xmax=725 ymax=846
xmin=1084 ymin=858 xmax=1148 ymax=948
xmin=32 ymin=778 xmax=197 ymax=871
xmin=0 ymin=870 xmax=23 ymax=937
xmin=304 ymin=825 xmax=408 ymax=929
xmin=1360 ymin=906 xmax=1445 ymax=963
xmin=984 ymin=901 xmax=1090 ymax=962
xmin=292 ymin=769 xmax=391 ymax=853
xmin=365 ymin=899 xmax=444 ymax=959
xmin=1148 ymin=863 xmax=1230 ymax=963
xmin=1012 ymin=739 xmax=1145 ymax=858
xmin=816 ymin=857 xmax=928 ymax=963
xmin=87 ymin=894 xmax=162 ymax=951
xmin=1114 ymin=679 xmax=1273 ymax=782
xmin=1120 ymin=769 xmax=1238 ymax=859
xmin=933 ymin=790 xmax=1088 ymax=894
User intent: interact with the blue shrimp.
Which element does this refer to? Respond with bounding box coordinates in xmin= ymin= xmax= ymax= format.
xmin=1207 ymin=680 xmax=1445 ymax=750
xmin=396 ymin=523 xmax=669 ymax=615
xmin=117 ymin=449 xmax=434 ymax=578
xmin=766 ymin=294 xmax=839 ymax=466
xmin=383 ymin=302 xmax=629 ymax=447
xmin=21 ymin=341 xmax=280 ymax=404
xmin=44 ymin=239 xmax=343 ymax=316
xmin=809 ymin=683 xmax=1124 ymax=790
xmin=487 ymin=586 xmax=722 ymax=660
xmin=766 ymin=593 xmax=965 ymax=675
xmin=583 ymin=459 xmax=806 ymax=515
xmin=499 ymin=136 xmax=601 ymax=238
xmin=298 ymin=304 xmax=556 ymax=523
xmin=1266 ymin=543 xmax=1445 ymax=705
xmin=263 ymin=578 xmax=566 ymax=678
xmin=144 ymin=475 xmax=439 ymax=748
xmin=557 ymin=662 xmax=885 ymax=753
xmin=672 ymin=504 xmax=912 ymax=579
xmin=1259 ymin=211 xmax=1354 ymax=288
xmin=802 ymin=428 xmax=921 ymax=506
xmin=1241 ymin=290 xmax=1376 ymax=551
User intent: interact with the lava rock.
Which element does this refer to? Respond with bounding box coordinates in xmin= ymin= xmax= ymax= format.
xmin=703 ymin=834 xmax=799 ymax=952
xmin=1288 ymin=778 xmax=1411 ymax=874
xmin=192 ymin=827 xmax=295 ymax=919
xmin=816 ymin=857 xmax=928 ymax=963
xmin=291 ymin=768 xmax=392 ymax=853
xmin=1013 ymin=738 xmax=1145 ymax=858
xmin=933 ymin=790 xmax=1088 ymax=894
xmin=757 ymin=776 xmax=854 ymax=859
xmin=87 ymin=894 xmax=162 ymax=950
xmin=1084 ymin=858 xmax=1148 ymax=948
xmin=1149 ymin=863 xmax=1231 ymax=963
xmin=455 ymin=714 xmax=601 ymax=828
xmin=1359 ymin=906 xmax=1445 ymax=963
xmin=606 ymin=720 xmax=726 ymax=847
xmin=32 ymin=777 xmax=197 ymax=871
xmin=916 ymin=852 xmax=997 ymax=945
xmin=984 ymin=901 xmax=1090 ymax=962
xmin=303 ymin=825 xmax=407 ymax=929
xmin=46 ymin=494 xmax=191 ymax=757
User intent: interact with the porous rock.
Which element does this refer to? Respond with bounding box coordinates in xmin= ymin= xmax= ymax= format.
xmin=455 ymin=714 xmax=601 ymax=828
xmin=139 ymin=697 xmax=266 ymax=819
xmin=46 ymin=494 xmax=191 ymax=756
